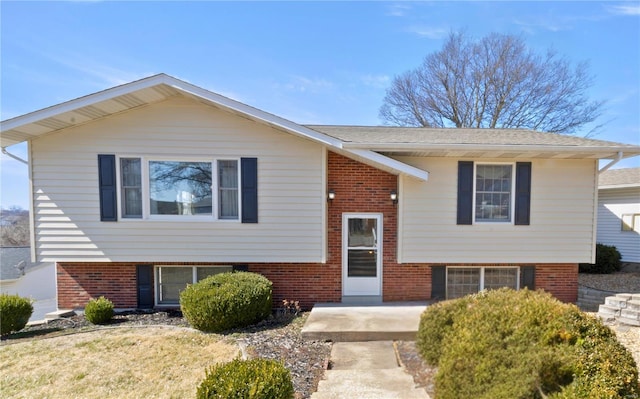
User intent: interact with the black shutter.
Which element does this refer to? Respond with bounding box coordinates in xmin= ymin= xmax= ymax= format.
xmin=241 ymin=157 xmax=258 ymax=223
xmin=431 ymin=266 xmax=446 ymax=300
xmin=98 ymin=154 xmax=117 ymax=221
xmin=520 ymin=266 xmax=535 ymax=290
xmin=136 ymin=264 xmax=154 ymax=309
xmin=457 ymin=161 xmax=474 ymax=225
xmin=514 ymin=162 xmax=532 ymax=225
xmin=233 ymin=264 xmax=249 ymax=272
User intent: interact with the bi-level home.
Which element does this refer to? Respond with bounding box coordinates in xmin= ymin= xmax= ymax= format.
xmin=2 ymin=74 xmax=639 ymax=310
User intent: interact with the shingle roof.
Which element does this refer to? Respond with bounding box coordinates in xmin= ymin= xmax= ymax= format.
xmin=599 ymin=167 xmax=640 ymax=188
xmin=0 ymin=247 xmax=39 ymax=281
xmin=306 ymin=125 xmax=635 ymax=148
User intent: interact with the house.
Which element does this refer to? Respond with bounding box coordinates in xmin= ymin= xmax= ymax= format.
xmin=2 ymin=74 xmax=639 ymax=310
xmin=1 ymin=246 xmax=56 ymax=321
xmin=597 ymin=168 xmax=640 ymax=265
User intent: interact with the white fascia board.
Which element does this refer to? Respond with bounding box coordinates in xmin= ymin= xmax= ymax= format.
xmin=599 ymin=183 xmax=640 ymax=190
xmin=342 ymin=142 xmax=640 ymax=157
xmin=160 ymin=76 xmax=344 ymax=149
xmin=346 ymin=149 xmax=429 ymax=181
xmin=1 ymin=73 xmax=345 ymax=151
xmin=1 ymin=74 xmax=169 ymax=132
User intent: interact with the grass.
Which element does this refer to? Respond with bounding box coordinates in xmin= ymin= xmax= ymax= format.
xmin=0 ymin=326 xmax=239 ymax=398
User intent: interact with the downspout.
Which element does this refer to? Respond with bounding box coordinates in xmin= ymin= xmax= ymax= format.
xmin=1 ymin=147 xmax=28 ymax=165
xmin=598 ymin=151 xmax=623 ymax=174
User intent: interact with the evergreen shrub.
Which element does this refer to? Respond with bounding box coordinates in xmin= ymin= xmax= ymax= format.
xmin=579 ymin=243 xmax=622 ymax=274
xmin=84 ymin=296 xmax=114 ymax=324
xmin=416 ymin=288 xmax=639 ymax=399
xmin=180 ymin=272 xmax=272 ymax=333
xmin=0 ymin=293 xmax=33 ymax=336
xmin=196 ymin=358 xmax=294 ymax=399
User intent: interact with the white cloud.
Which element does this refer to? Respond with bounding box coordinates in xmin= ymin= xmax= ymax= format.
xmin=387 ymin=3 xmax=412 ymax=17
xmin=277 ymin=75 xmax=334 ymax=93
xmin=361 ymin=74 xmax=390 ymax=89
xmin=608 ymin=4 xmax=640 ymax=16
xmin=406 ymin=25 xmax=448 ymax=39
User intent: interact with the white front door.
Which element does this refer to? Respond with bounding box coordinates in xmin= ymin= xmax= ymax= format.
xmin=342 ymin=213 xmax=382 ymax=297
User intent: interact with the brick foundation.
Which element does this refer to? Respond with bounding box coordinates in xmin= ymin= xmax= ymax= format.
xmin=55 ymin=152 xmax=578 ymax=309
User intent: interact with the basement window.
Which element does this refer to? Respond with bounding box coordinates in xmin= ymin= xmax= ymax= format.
xmin=155 ymin=265 xmax=232 ymax=305
xmin=446 ymin=266 xmax=519 ymax=300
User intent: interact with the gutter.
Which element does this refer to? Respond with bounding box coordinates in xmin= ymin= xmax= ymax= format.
xmin=1 ymin=147 xmax=28 ymax=165
xmin=598 ymin=151 xmax=623 ymax=174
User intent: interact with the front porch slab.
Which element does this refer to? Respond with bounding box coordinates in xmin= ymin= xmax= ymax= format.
xmin=301 ymin=302 xmax=429 ymax=342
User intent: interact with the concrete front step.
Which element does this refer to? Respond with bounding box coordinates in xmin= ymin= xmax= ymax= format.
xmin=621 ymin=308 xmax=640 ymax=321
xmin=313 ymin=369 xmax=427 ymax=399
xmin=627 ymin=300 xmax=640 ymax=311
xmin=605 ymin=296 xmax=629 ymax=308
xmin=301 ymin=303 xmax=427 ymax=342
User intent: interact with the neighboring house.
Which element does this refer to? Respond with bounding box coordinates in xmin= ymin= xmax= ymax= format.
xmin=597 ymin=168 xmax=640 ymax=264
xmin=2 ymin=74 xmax=639 ymax=310
xmin=0 ymin=246 xmax=55 ymax=306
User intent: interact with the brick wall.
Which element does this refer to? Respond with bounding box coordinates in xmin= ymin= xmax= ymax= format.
xmin=534 ymin=263 xmax=578 ymax=303
xmin=55 ymin=151 xmax=578 ymax=309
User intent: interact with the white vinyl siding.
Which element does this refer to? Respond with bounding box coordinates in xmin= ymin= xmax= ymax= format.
xmin=397 ymin=157 xmax=597 ymax=264
xmin=31 ymin=96 xmax=325 ymax=263
xmin=596 ymin=187 xmax=640 ymax=263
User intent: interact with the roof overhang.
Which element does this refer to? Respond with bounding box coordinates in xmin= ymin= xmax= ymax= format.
xmin=0 ymin=74 xmax=429 ymax=181
xmin=343 ymin=142 xmax=640 ymax=161
xmin=599 ymin=183 xmax=640 ymax=190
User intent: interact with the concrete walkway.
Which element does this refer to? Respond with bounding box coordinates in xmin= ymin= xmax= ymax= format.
xmin=311 ymin=341 xmax=429 ymax=398
xmin=302 ymin=303 xmax=431 ymax=398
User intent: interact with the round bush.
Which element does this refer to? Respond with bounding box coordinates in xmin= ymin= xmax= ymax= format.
xmin=180 ymin=272 xmax=272 ymax=333
xmin=419 ymin=288 xmax=639 ymax=399
xmin=0 ymin=293 xmax=33 ymax=336
xmin=84 ymin=296 xmax=114 ymax=324
xmin=197 ymin=358 xmax=294 ymax=399
xmin=416 ymin=295 xmax=472 ymax=365
xmin=579 ymin=243 xmax=622 ymax=274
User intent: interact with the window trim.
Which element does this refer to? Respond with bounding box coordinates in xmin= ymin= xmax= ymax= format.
xmin=154 ymin=265 xmax=233 ymax=306
xmin=446 ymin=266 xmax=520 ymax=300
xmin=115 ymin=155 xmax=242 ymax=222
xmin=473 ymin=162 xmax=516 ymax=224
xmin=621 ymin=213 xmax=640 ymax=232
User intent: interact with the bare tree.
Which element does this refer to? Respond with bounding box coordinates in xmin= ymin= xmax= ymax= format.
xmin=1 ymin=206 xmax=30 ymax=246
xmin=380 ymin=32 xmax=603 ymax=134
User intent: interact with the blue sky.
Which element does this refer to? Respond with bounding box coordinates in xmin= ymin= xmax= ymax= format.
xmin=1 ymin=1 xmax=639 ymax=209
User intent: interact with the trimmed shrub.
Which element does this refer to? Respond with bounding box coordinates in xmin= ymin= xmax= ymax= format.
xmin=84 ymin=296 xmax=114 ymax=324
xmin=416 ymin=295 xmax=472 ymax=365
xmin=0 ymin=293 xmax=33 ymax=336
xmin=196 ymin=358 xmax=294 ymax=399
xmin=419 ymin=288 xmax=639 ymax=399
xmin=180 ymin=272 xmax=272 ymax=333
xmin=579 ymin=243 xmax=622 ymax=274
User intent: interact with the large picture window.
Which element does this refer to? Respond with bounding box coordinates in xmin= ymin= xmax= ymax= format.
xmin=118 ymin=157 xmax=239 ymax=220
xmin=475 ymin=164 xmax=513 ymax=223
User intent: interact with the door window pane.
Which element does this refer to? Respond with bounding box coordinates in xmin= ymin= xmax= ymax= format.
xmin=348 ymin=218 xmax=377 ymax=247
xmin=347 ymin=249 xmax=377 ymax=277
xmin=149 ymin=161 xmax=212 ymax=215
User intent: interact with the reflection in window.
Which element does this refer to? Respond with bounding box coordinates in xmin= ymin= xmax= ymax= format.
xmin=475 ymin=164 xmax=512 ymax=222
xmin=149 ymin=161 xmax=212 ymax=215
xmin=218 ymin=160 xmax=239 ymax=219
xmin=121 ymin=158 xmax=142 ymax=218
